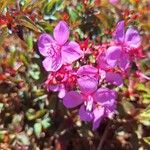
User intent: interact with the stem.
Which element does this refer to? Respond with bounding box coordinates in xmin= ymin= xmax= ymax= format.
xmin=97 ymin=121 xmax=111 ymax=150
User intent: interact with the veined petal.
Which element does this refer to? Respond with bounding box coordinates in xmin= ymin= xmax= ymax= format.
xmin=77 ymin=65 xmax=98 ymax=77
xmin=54 ymin=21 xmax=69 ymax=45
xmin=63 ymin=91 xmax=83 ymax=108
xmin=125 ymin=28 xmax=141 ymax=48
xmin=106 ymin=72 xmax=123 ymax=86
xmin=106 ymin=46 xmax=122 ymax=68
xmin=79 ymin=105 xmax=93 ymax=122
xmin=125 ymin=28 xmax=141 ymax=49
xmin=42 ymin=52 xmax=62 ymax=72
xmin=38 ymin=33 xmax=54 ymax=56
xmin=118 ymin=52 xmax=130 ymax=71
xmin=77 ymin=76 xmax=98 ymax=95
xmin=114 ymin=20 xmax=125 ymax=43
xmin=93 ymin=88 xmax=117 ymax=108
xmin=97 ymin=53 xmax=111 ymax=70
xmin=61 ymin=41 xmax=83 ymax=64
xmin=92 ymin=107 xmax=105 ymax=130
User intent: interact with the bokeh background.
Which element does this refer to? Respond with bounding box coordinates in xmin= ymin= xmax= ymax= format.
xmin=0 ymin=0 xmax=150 ymax=149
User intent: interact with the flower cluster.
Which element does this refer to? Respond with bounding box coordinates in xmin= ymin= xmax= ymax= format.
xmin=38 ymin=20 xmax=141 ymax=130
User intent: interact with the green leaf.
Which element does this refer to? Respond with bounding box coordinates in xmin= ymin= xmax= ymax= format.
xmin=121 ymin=100 xmax=136 ymax=115
xmin=17 ymin=133 xmax=30 ymax=145
xmin=143 ymin=137 xmax=150 ymax=145
xmin=29 ymin=63 xmax=40 ymax=80
xmin=138 ymin=106 xmax=150 ymax=126
xmin=68 ymin=7 xmax=79 ymax=22
xmin=26 ymin=109 xmax=47 ymax=121
xmin=42 ymin=118 xmax=51 ymax=129
xmin=18 ymin=16 xmax=40 ymax=32
xmin=27 ymin=33 xmax=33 ymax=51
xmin=34 ymin=122 xmax=42 ymax=138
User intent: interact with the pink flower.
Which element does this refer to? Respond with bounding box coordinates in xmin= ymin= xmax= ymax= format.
xmin=38 ymin=21 xmax=83 ymax=72
xmin=45 ymin=65 xmax=76 ymax=98
xmin=63 ymin=65 xmax=117 ymax=130
xmin=105 ymin=21 xmax=141 ymax=71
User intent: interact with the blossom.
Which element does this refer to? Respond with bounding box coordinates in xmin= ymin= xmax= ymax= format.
xmin=105 ymin=21 xmax=141 ymax=71
xmin=45 ymin=65 xmax=76 ymax=98
xmin=63 ymin=65 xmax=117 ymax=130
xmin=96 ymin=52 xmax=123 ymax=86
xmin=38 ymin=21 xmax=83 ymax=72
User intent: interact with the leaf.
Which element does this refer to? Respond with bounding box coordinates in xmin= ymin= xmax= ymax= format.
xmin=0 ymin=0 xmax=14 ymax=12
xmin=18 ymin=16 xmax=40 ymax=32
xmin=67 ymin=7 xmax=79 ymax=22
xmin=26 ymin=109 xmax=47 ymax=121
xmin=29 ymin=63 xmax=40 ymax=80
xmin=0 ymin=27 xmax=8 ymax=45
xmin=42 ymin=118 xmax=51 ymax=129
xmin=38 ymin=21 xmax=53 ymax=33
xmin=27 ymin=33 xmax=33 ymax=51
xmin=34 ymin=122 xmax=42 ymax=138
xmin=143 ymin=137 xmax=150 ymax=145
xmin=121 ymin=100 xmax=136 ymax=115
xmin=138 ymin=106 xmax=150 ymax=126
xmin=17 ymin=133 xmax=30 ymax=145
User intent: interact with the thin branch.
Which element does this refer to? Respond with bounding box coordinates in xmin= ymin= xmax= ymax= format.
xmin=97 ymin=121 xmax=111 ymax=150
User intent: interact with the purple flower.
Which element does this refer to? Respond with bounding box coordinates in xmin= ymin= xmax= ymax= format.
xmin=63 ymin=65 xmax=117 ymax=130
xmin=38 ymin=21 xmax=83 ymax=72
xmin=105 ymin=21 xmax=141 ymax=71
xmin=114 ymin=21 xmax=141 ymax=49
xmin=106 ymin=46 xmax=130 ymax=71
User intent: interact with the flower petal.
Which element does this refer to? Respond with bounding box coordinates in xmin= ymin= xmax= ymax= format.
xmin=118 ymin=52 xmax=130 ymax=71
xmin=92 ymin=107 xmax=105 ymax=130
xmin=77 ymin=65 xmax=98 ymax=77
xmin=38 ymin=33 xmax=54 ymax=56
xmin=114 ymin=21 xmax=125 ymax=43
xmin=61 ymin=41 xmax=83 ymax=64
xmin=97 ymin=52 xmax=110 ymax=70
xmin=106 ymin=72 xmax=123 ymax=86
xmin=77 ymin=76 xmax=98 ymax=95
xmin=93 ymin=88 xmax=117 ymax=108
xmin=58 ymin=85 xmax=66 ymax=98
xmin=42 ymin=56 xmax=52 ymax=71
xmin=79 ymin=105 xmax=93 ymax=122
xmin=42 ymin=53 xmax=62 ymax=72
xmin=49 ymin=85 xmax=59 ymax=92
xmin=125 ymin=28 xmax=141 ymax=49
xmin=54 ymin=21 xmax=69 ymax=45
xmin=106 ymin=46 xmax=122 ymax=68
xmin=63 ymin=91 xmax=83 ymax=108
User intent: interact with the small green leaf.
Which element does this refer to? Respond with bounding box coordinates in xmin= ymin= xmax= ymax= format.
xmin=42 ymin=118 xmax=51 ymax=129
xmin=138 ymin=106 xmax=150 ymax=126
xmin=17 ymin=133 xmax=30 ymax=145
xmin=34 ymin=122 xmax=42 ymax=138
xmin=121 ymin=100 xmax=136 ymax=115
xmin=68 ymin=7 xmax=79 ymax=22
xmin=143 ymin=137 xmax=150 ymax=145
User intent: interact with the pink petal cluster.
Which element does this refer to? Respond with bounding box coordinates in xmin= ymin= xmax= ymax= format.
xmin=38 ymin=20 xmax=142 ymax=130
